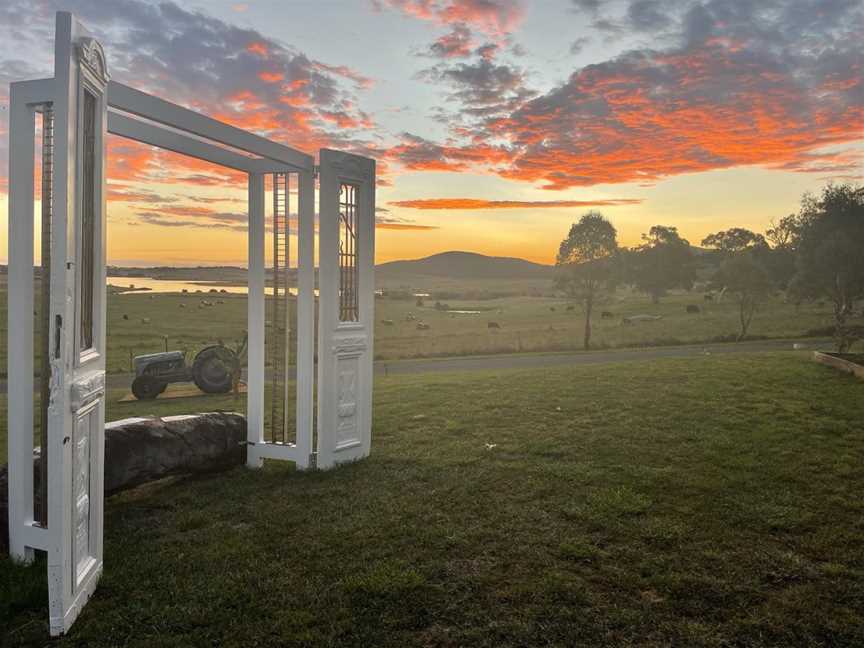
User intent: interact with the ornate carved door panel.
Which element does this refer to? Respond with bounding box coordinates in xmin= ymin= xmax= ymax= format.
xmin=316 ymin=150 xmax=376 ymax=468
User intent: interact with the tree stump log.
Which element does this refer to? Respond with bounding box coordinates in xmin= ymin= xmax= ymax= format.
xmin=1 ymin=412 xmax=246 ymax=556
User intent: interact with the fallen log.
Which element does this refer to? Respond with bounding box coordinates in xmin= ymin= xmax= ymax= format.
xmin=1 ymin=412 xmax=246 ymax=556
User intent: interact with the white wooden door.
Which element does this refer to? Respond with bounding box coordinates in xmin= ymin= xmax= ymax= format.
xmin=316 ymin=150 xmax=376 ymax=469
xmin=46 ymin=12 xmax=109 ymax=635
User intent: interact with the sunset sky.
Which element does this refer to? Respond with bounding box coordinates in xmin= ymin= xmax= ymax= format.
xmin=0 ymin=0 xmax=861 ymax=266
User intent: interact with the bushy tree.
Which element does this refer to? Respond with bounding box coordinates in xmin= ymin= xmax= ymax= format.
xmin=628 ymin=225 xmax=696 ymax=303
xmin=716 ymin=253 xmax=773 ymax=341
xmin=764 ymin=214 xmax=803 ymax=288
xmin=790 ymin=184 xmax=864 ymax=351
xmin=555 ymin=212 xmax=619 ymax=350
xmin=701 ymin=227 xmax=767 ymax=255
xmin=703 ymin=227 xmax=773 ymax=339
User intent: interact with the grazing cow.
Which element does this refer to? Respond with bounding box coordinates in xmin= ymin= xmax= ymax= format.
xmin=487 ymin=321 xmax=501 ymax=329
xmin=141 ymin=317 xmax=151 ymax=324
xmin=704 ymin=293 xmax=714 ymax=302
xmin=601 ymin=311 xmax=614 ymax=319
xmin=382 ymin=319 xmax=395 ymax=326
xmin=550 ymin=306 xmax=556 ymax=312
xmin=622 ymin=314 xmax=663 ymax=325
xmin=179 ymin=303 xmax=186 ymax=308
xmin=122 ymin=314 xmax=129 ymax=320
xmin=686 ymin=304 xmax=700 ymax=314
xmin=566 ymin=305 xmax=575 ymax=311
xmin=416 ymin=322 xmax=431 ymax=330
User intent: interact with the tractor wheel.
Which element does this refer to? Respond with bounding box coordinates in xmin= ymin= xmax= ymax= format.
xmin=132 ymin=375 xmax=165 ymax=400
xmin=192 ymin=345 xmax=235 ymax=394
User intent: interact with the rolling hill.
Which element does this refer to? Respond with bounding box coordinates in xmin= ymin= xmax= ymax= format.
xmin=375 ymin=251 xmax=554 ymax=280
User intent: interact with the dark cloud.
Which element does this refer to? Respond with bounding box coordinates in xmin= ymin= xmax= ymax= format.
xmin=0 ymin=0 xmax=378 ymax=194
xmin=422 ymin=59 xmax=527 ymax=106
xmin=389 ymin=0 xmax=863 ymax=189
xmin=430 ymin=25 xmax=474 ymax=58
xmin=570 ymin=36 xmax=591 ymax=55
xmin=135 ymin=207 xmax=248 ymax=231
xmin=626 ymin=0 xmax=671 ymax=31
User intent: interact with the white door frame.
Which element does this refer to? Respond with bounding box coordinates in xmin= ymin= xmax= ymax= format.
xmin=7 ymin=10 xmax=375 ymax=637
xmin=316 ymin=150 xmax=376 ymax=469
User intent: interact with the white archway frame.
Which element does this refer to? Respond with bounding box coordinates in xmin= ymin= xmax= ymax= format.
xmin=7 ymin=12 xmax=376 ymax=635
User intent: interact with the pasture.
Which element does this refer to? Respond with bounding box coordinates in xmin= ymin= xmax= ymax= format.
xmin=0 ymin=276 xmax=848 ymax=374
xmin=2 ymin=352 xmax=863 ymax=646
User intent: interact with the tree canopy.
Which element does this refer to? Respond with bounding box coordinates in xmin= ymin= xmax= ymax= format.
xmin=701 ymin=228 xmax=767 ymax=254
xmin=555 ymin=211 xmax=619 ymax=349
xmin=790 ymin=184 xmax=864 ymax=350
xmin=627 ymin=225 xmax=696 ymax=303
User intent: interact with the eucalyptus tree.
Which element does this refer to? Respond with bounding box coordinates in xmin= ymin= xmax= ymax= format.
xmin=702 ymin=227 xmax=773 ymax=340
xmin=555 ymin=211 xmax=619 ymax=350
xmin=790 ymin=184 xmax=864 ymax=351
xmin=629 ymin=225 xmax=696 ymax=303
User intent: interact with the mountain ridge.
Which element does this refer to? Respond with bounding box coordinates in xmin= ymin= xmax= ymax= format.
xmin=375 ymin=251 xmax=553 ymax=280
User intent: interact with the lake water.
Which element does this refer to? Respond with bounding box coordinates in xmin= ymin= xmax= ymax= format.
xmin=108 ymin=277 xmax=304 ymax=296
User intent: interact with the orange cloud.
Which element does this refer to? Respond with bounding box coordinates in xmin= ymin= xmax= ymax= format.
xmin=390 ymin=198 xmax=643 ymax=209
xmin=377 ymin=0 xmax=523 ymax=37
xmin=258 ymin=71 xmax=284 ymax=83
xmin=246 ymin=41 xmax=268 ymax=57
xmin=390 ymin=37 xmax=864 ymax=190
xmin=376 ymin=223 xmax=439 ymax=230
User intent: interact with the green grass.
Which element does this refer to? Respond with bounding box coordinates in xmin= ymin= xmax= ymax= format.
xmin=3 ymin=353 xmax=863 ymax=646
xmin=0 ymin=277 xmax=854 ymax=374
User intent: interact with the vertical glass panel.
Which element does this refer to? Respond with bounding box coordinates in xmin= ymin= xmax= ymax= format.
xmin=338 ymin=182 xmax=359 ymax=322
xmin=79 ymin=89 xmax=96 ymax=351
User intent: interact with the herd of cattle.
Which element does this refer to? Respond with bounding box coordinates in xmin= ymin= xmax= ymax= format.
xmin=381 ymin=301 xmax=710 ymax=331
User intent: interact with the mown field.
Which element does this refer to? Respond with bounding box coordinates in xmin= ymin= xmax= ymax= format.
xmin=2 ymin=353 xmax=863 ymax=646
xmin=0 ymin=276 xmax=850 ymax=374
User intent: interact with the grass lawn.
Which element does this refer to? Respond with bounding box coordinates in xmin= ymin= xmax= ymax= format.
xmin=2 ymin=352 xmax=863 ymax=646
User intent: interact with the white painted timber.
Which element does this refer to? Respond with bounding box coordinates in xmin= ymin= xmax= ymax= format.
xmin=316 ymin=150 xmax=376 ymax=469
xmin=107 ymin=81 xmax=313 ymax=171
xmin=45 ymin=12 xmax=109 ymax=636
xmin=246 ymin=173 xmax=266 ymax=468
xmin=107 ymin=112 xmax=297 ymax=174
xmin=7 ymin=82 xmax=38 ymax=563
xmin=294 ymin=170 xmax=316 ymax=469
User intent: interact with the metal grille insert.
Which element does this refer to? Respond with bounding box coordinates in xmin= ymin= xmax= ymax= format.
xmin=338 ymin=182 xmax=359 ymax=322
xmin=268 ymin=173 xmax=290 ymax=443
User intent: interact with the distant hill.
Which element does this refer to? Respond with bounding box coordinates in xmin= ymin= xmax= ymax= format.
xmin=376 ymin=251 xmax=554 ymax=280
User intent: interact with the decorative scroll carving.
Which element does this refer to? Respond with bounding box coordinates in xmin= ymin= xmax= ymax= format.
xmin=328 ymin=152 xmax=373 ymax=182
xmin=76 ymin=37 xmax=109 ymax=84
xmin=336 ymin=364 xmax=359 ymax=444
xmin=70 ymin=370 xmax=105 ymax=412
xmin=72 ymin=419 xmax=91 ymax=579
xmin=332 ymin=335 xmax=368 ymax=356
